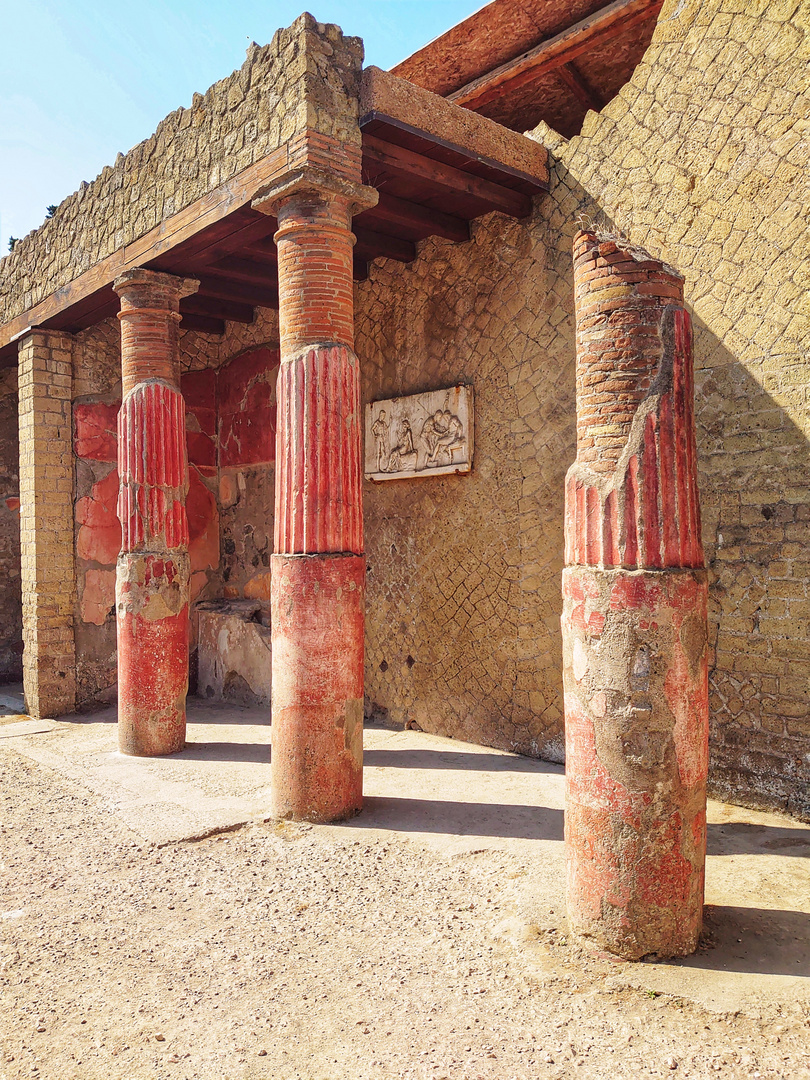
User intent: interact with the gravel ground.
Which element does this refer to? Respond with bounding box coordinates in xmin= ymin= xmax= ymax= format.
xmin=2 ymin=749 xmax=809 ymax=1080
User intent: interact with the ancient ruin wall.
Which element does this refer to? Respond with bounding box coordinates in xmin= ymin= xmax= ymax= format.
xmin=359 ymin=0 xmax=809 ymax=817
xmin=0 ymin=15 xmax=364 ymax=326
xmin=0 ymin=369 xmax=22 ymax=682
xmin=356 ymin=210 xmax=571 ymax=760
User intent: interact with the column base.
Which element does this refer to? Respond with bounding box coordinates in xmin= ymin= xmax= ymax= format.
xmin=562 ymin=566 xmax=709 ymax=960
xmin=270 ymin=552 xmax=364 ymax=822
xmin=117 ymin=552 xmax=189 ymax=757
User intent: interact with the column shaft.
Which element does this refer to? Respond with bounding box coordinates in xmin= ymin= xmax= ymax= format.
xmin=256 ymin=170 xmax=376 ymax=822
xmin=113 ymin=269 xmax=197 ymax=756
xmin=562 ymin=232 xmax=709 ymax=960
xmin=17 ymin=330 xmax=76 ymax=718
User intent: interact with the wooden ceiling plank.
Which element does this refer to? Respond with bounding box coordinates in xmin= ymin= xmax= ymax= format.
xmin=358 ymin=192 xmax=470 ymax=244
xmin=353 ymin=226 xmax=416 ymax=264
xmin=195 ymin=274 xmax=278 ymax=309
xmin=449 ymin=0 xmax=663 ymax=110
xmin=207 ymin=256 xmax=279 ymax=285
xmin=558 ymin=62 xmax=604 ymax=112
xmin=180 ymin=295 xmax=254 ymax=324
xmin=363 ymin=134 xmax=532 ymax=218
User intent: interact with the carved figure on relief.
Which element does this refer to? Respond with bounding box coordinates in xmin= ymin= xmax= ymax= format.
xmin=364 ymin=385 xmax=473 ymax=481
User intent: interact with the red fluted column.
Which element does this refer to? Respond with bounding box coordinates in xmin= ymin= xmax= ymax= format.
xmin=562 ymin=232 xmax=709 ymax=959
xmin=113 ymin=269 xmax=199 ymax=756
xmin=254 ymin=168 xmax=378 ymax=821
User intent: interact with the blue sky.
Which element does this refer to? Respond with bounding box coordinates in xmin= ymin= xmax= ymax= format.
xmin=0 ymin=0 xmax=479 ymax=253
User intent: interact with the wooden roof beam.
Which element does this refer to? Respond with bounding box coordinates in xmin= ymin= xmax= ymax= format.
xmin=359 ymin=193 xmax=470 ymax=244
xmin=448 ymin=0 xmax=664 ymax=110
xmin=362 ymin=135 xmax=532 ymax=218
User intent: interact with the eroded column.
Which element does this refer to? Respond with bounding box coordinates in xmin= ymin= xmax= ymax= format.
xmin=562 ymin=231 xmax=709 ymax=959
xmin=254 ymin=168 xmax=377 ymax=821
xmin=113 ymin=269 xmax=198 ymax=756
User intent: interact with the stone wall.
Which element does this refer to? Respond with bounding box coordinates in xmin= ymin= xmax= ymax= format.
xmin=0 ymin=15 xmax=364 ymax=327
xmin=357 ymin=0 xmax=810 ymax=818
xmin=0 ymin=369 xmax=22 ymax=682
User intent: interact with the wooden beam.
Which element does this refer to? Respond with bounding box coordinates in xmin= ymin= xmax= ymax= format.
xmin=449 ymin=0 xmax=663 ymax=110
xmin=180 ymin=313 xmax=226 ymax=335
xmin=207 ymin=256 xmax=279 ymax=286
xmin=180 ymin=295 xmax=254 ymax=324
xmin=558 ymin=63 xmax=604 ymax=113
xmin=362 ymin=135 xmax=532 ymax=218
xmin=239 ymin=236 xmax=279 ymax=262
xmin=360 ymin=192 xmax=470 ymax=244
xmin=195 ymin=274 xmax=278 ymax=309
xmin=353 ymin=226 xmax=416 ymax=264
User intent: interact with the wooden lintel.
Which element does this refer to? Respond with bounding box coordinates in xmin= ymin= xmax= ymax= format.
xmin=449 ymin=0 xmax=663 ymax=110
xmin=360 ymin=192 xmax=470 ymax=244
xmin=558 ymin=63 xmax=604 ymax=113
xmin=362 ymin=135 xmax=532 ymax=218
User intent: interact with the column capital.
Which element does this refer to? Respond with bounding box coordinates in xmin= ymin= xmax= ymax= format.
xmin=113 ymin=268 xmax=199 ymax=308
xmin=252 ymin=166 xmax=378 ymax=219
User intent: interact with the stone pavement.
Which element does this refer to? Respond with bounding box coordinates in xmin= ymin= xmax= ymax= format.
xmin=2 ymin=692 xmax=808 ymax=1017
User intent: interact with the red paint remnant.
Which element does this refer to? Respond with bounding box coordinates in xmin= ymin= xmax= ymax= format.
xmin=218 ymin=348 xmax=280 ymax=468
xmin=80 ymin=567 xmax=116 ymax=625
xmin=5 ymin=496 xmax=20 ymax=513
xmin=182 ymin=369 xmax=217 ymax=475
xmin=187 ymin=467 xmax=219 ymax=573
xmin=562 ymin=232 xmax=708 ymax=961
xmin=74 ymin=401 xmax=120 ymax=462
xmin=76 ymin=469 xmax=122 ymax=565
xmin=271 ymin=553 xmax=364 ymax=822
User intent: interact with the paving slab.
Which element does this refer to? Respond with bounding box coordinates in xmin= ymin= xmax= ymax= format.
xmin=2 ymin=693 xmax=809 ymax=1018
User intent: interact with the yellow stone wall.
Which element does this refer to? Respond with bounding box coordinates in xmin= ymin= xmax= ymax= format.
xmin=357 ymin=0 xmax=810 ymax=817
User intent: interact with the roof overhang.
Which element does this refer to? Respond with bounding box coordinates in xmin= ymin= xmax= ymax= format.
xmin=0 ymin=68 xmax=546 ymax=368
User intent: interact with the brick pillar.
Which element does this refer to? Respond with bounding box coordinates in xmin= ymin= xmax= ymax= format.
xmin=17 ymin=330 xmax=76 ymax=718
xmin=254 ymin=167 xmax=378 ymax=822
xmin=561 ymin=231 xmax=709 ymax=960
xmin=113 ymin=269 xmax=198 ymax=756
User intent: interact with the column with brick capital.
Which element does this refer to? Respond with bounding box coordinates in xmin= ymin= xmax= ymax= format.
xmin=562 ymin=231 xmax=709 ymax=960
xmin=254 ymin=167 xmax=378 ymax=822
xmin=113 ymin=268 xmax=198 ymax=756
xmin=17 ymin=329 xmax=77 ymax=718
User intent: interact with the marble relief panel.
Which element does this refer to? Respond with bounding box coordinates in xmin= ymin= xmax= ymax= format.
xmin=365 ymin=385 xmax=473 ymax=481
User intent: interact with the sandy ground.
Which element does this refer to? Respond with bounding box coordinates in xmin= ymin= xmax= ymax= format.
xmin=1 ymin=696 xmax=809 ymax=1080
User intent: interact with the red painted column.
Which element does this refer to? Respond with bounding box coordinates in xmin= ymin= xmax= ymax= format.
xmin=562 ymin=231 xmax=709 ymax=959
xmin=113 ymin=269 xmax=199 ymax=756
xmin=254 ymin=168 xmax=378 ymax=821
